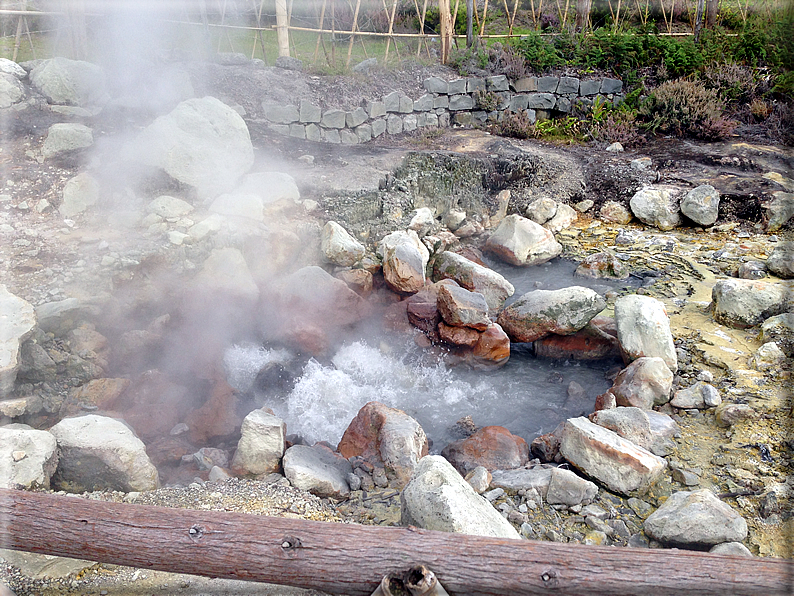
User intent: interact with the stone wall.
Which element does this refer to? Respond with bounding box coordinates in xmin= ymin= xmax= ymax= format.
xmin=263 ymin=74 xmax=623 ymax=145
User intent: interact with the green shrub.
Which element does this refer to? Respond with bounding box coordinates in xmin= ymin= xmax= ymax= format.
xmin=474 ymin=89 xmax=500 ymax=111
xmin=640 ymin=78 xmax=736 ymax=140
xmin=702 ymin=63 xmax=761 ymax=103
xmin=493 ymin=110 xmax=536 ymax=139
xmin=589 ymin=110 xmax=645 ymax=147
xmin=510 ymin=32 xmax=564 ymax=72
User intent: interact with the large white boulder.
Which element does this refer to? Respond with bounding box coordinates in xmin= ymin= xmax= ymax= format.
xmin=485 ymin=214 xmax=562 ymax=266
xmin=42 ymin=123 xmax=93 ymax=160
xmin=497 ymin=286 xmax=606 ymax=342
xmin=644 ymin=489 xmax=748 ymax=547
xmin=0 ymin=285 xmax=36 ymax=397
xmin=378 ymin=230 xmax=429 ymax=294
xmin=49 ymin=415 xmax=159 ymax=492
xmin=282 ymin=444 xmax=352 ymax=498
xmin=680 ymin=184 xmax=720 ymax=226
xmin=0 ymin=427 xmax=58 ymax=489
xmin=29 ymin=57 xmax=108 ymax=106
xmin=432 ymin=251 xmax=514 ymax=315
xmin=231 ymin=409 xmax=286 ymax=476
xmin=711 ymin=278 xmax=793 ymax=328
xmin=559 ymin=416 xmax=667 ymax=495
xmin=400 ymin=455 xmax=521 ymax=539
xmin=132 ymin=96 xmax=254 ymax=200
xmin=614 ymin=294 xmax=677 ymax=372
xmin=629 ymin=186 xmax=681 ymax=231
xmin=0 ymin=73 xmax=24 ymax=108
xmin=321 ymin=221 xmax=365 ymax=267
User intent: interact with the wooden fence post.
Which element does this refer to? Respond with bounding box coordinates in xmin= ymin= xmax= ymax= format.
xmin=439 ymin=0 xmax=452 ymax=63
xmin=275 ymin=0 xmax=290 ymax=56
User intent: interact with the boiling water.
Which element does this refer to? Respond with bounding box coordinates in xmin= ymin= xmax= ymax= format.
xmin=223 ymin=258 xmax=633 ymax=452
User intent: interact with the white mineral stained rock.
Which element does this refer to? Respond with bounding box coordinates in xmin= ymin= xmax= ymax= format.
xmin=614 ymin=294 xmax=677 ymax=372
xmin=49 ymin=415 xmax=159 ymax=492
xmin=400 ymin=455 xmax=521 ymax=539
xmin=321 ymin=221 xmax=365 ymax=267
xmin=231 ymin=409 xmax=286 ymax=476
xmin=0 ymin=285 xmax=36 ymax=397
xmin=559 ymin=416 xmax=667 ymax=495
xmin=0 ymin=427 xmax=58 ymax=489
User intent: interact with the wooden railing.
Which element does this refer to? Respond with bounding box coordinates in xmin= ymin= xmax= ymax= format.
xmin=0 ymin=489 xmax=791 ymax=595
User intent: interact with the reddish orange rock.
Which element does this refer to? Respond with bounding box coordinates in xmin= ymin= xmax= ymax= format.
xmin=471 ymin=323 xmax=510 ymax=367
xmin=438 ymin=321 xmax=480 ymax=347
xmin=187 ymin=372 xmax=242 ymax=445
xmin=338 ymin=401 xmax=428 ymax=488
xmin=335 ymin=269 xmax=374 ymax=297
xmin=110 ymin=370 xmax=188 ymax=441
xmin=441 ymin=425 xmax=529 ymax=475
xmin=534 ymin=329 xmax=620 ymax=360
xmin=61 ymin=377 xmax=131 ymax=417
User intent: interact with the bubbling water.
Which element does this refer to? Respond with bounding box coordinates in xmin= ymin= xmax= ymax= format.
xmin=224 ymin=337 xmax=615 ymax=451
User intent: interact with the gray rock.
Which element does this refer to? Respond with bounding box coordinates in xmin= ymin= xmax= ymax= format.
xmin=346 ymin=107 xmax=368 ymax=128
xmin=282 ymin=444 xmax=352 ymax=498
xmin=715 ymin=403 xmax=756 ymax=427
xmin=371 ymin=118 xmax=387 ymax=137
xmin=367 ymin=100 xmax=386 ymax=118
xmin=490 ymin=466 xmax=552 ymax=496
xmin=399 ymin=95 xmax=413 ymax=113
xmin=230 ymin=409 xmax=286 ymax=476
xmin=537 ymin=76 xmax=559 ymax=93
xmin=274 ymin=56 xmax=303 ymax=71
xmin=629 ymin=186 xmax=681 ymax=231
xmin=401 ymin=456 xmax=521 ymax=539
xmin=579 ymin=79 xmax=601 ymax=96
xmin=29 ymin=57 xmax=108 ymax=106
xmin=513 ymin=77 xmax=537 ymax=92
xmin=644 ymin=489 xmax=748 ymax=547
xmin=386 ymin=114 xmax=403 ymax=134
xmin=0 ymin=285 xmax=36 ymax=397
xmin=437 ymin=284 xmax=490 ymax=330
xmin=555 ymin=97 xmax=572 ymax=113
xmin=681 ymin=184 xmax=720 ymax=226
xmin=526 ymin=93 xmax=556 ymax=109
xmin=432 ymin=251 xmax=514 ymax=315
xmin=600 ymin=201 xmax=633 ymax=224
xmin=424 ymin=77 xmax=449 ymax=94
xmin=49 ymin=415 xmax=159 ymax=492
xmin=546 ymin=467 xmax=598 ymax=506
xmin=485 ymin=214 xmax=562 ymax=267
xmin=447 ymin=79 xmax=467 ymax=94
xmin=408 ymin=207 xmax=434 ymax=236
xmin=592 ymin=406 xmax=653 ymax=449
xmin=384 ymin=91 xmax=401 ymax=112
xmin=351 ymin=57 xmax=377 ymax=73
xmin=234 ymin=171 xmax=300 ymax=204
xmin=610 ymin=357 xmax=674 ymax=409
xmin=0 ymin=58 xmax=26 ymax=79
xmin=320 ymin=109 xmax=347 ymax=129
xmin=379 ymin=230 xmax=429 ymax=294
xmin=615 ymin=294 xmax=678 ymax=372
xmin=262 ymin=102 xmax=299 ymax=124
xmin=712 ymin=278 xmax=793 ymax=328
xmin=606 ymin=142 xmax=624 ymax=153
xmin=60 ymin=172 xmax=100 ymax=217
xmin=559 ymin=417 xmax=667 ymax=495
xmin=760 ymin=313 xmax=794 ymax=356
xmin=0 ymin=550 xmax=95 ymax=580
xmin=0 ymin=72 xmax=24 ymax=108
xmin=750 ymin=342 xmax=786 ymax=371
xmin=209 ymin=192 xmax=264 ymax=221
xmin=131 ymin=97 xmax=253 ymax=200
xmin=526 ymin=197 xmax=557 ymax=224
xmin=306 ymin=123 xmax=321 ymax=141
xmin=465 ymin=466 xmax=491 ymax=493
xmin=671 ymin=467 xmax=700 ymax=486
xmin=486 ymin=75 xmax=509 ymax=91
xmin=0 ymin=426 xmax=58 ymax=489
xmin=497 ymin=286 xmax=606 ymax=343
xmin=413 ymin=94 xmax=434 ymax=112
xmin=709 ymin=542 xmax=753 ymax=556
xmin=737 ymin=260 xmax=767 ymax=279
xmin=321 ymin=221 xmax=365 ymax=267
xmin=544 ymin=203 xmax=577 ymax=232
xmin=671 ymin=381 xmax=721 ymax=409
xmin=449 ymin=95 xmax=474 ymax=111
xmin=403 ymin=114 xmax=418 ymax=132
xmin=299 ymin=100 xmax=322 ymax=123
xmin=766 ymin=241 xmax=794 ymax=279
xmin=557 ymin=76 xmax=580 ymax=94
xmin=147 ymin=195 xmax=193 ymax=218
xmin=766 ymin=192 xmax=794 ymax=232
xmin=600 ymin=78 xmax=623 ymax=94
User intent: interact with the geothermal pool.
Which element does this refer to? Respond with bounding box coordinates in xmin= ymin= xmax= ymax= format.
xmin=223 ymin=258 xmax=636 ymax=451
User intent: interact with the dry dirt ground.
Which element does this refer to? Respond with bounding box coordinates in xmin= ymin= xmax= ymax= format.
xmin=1 ymin=60 xmax=793 ymax=595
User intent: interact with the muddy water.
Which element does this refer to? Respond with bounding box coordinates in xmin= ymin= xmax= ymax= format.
xmin=224 ymin=258 xmax=633 ymax=450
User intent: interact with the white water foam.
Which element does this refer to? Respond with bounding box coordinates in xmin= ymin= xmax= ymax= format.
xmin=223 ymin=344 xmax=293 ymax=394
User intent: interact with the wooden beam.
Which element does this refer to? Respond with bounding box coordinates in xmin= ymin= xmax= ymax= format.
xmin=0 ymin=489 xmax=791 ymax=596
